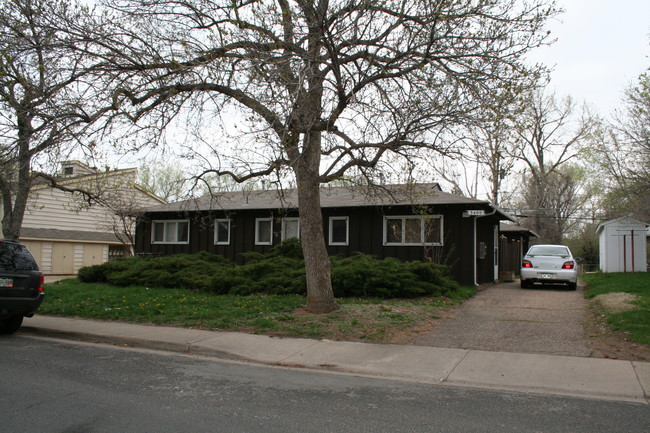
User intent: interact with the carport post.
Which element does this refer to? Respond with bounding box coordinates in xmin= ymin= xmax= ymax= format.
xmin=631 ymin=230 xmax=635 ymax=273
xmin=622 ymin=230 xmax=637 ymax=272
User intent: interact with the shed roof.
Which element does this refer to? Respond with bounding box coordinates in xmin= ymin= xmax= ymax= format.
xmin=144 ymin=183 xmax=514 ymax=220
xmin=595 ymin=216 xmax=649 ymax=234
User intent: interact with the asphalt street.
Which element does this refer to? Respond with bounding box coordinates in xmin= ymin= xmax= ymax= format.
xmin=2 ymin=336 xmax=649 ymax=433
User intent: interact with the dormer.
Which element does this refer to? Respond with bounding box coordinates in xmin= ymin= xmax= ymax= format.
xmin=60 ymin=160 xmax=97 ymax=177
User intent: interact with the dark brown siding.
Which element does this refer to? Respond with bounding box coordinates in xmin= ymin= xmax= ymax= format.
xmin=475 ymin=218 xmax=498 ymax=284
xmin=446 ymin=211 xmax=475 ymax=286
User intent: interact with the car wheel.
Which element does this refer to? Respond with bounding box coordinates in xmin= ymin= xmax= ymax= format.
xmin=568 ymin=282 xmax=577 ymax=291
xmin=0 ymin=315 xmax=24 ymax=335
xmin=520 ymin=279 xmax=529 ymax=289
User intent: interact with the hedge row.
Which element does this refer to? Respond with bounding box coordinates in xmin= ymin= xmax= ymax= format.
xmin=78 ymin=239 xmax=461 ymax=298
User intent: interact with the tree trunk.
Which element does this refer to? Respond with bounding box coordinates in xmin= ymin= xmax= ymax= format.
xmin=1 ymin=115 xmax=32 ymax=241
xmin=1 ymin=176 xmax=29 ymax=241
xmin=294 ymin=132 xmax=339 ymax=314
xmin=0 ymin=185 xmax=17 ymax=240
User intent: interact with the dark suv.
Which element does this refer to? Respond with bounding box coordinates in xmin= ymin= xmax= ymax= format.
xmin=0 ymin=240 xmax=44 ymax=334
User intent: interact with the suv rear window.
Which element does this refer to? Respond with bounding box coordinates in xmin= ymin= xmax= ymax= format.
xmin=0 ymin=242 xmax=39 ymax=271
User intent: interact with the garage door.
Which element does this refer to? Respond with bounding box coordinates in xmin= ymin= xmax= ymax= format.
xmin=51 ymin=243 xmax=75 ymax=275
xmin=83 ymin=244 xmax=106 ymax=267
xmin=21 ymin=241 xmax=43 ymax=269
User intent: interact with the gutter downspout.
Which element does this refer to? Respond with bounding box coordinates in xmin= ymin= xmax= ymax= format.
xmin=474 ymin=207 xmax=498 ymax=286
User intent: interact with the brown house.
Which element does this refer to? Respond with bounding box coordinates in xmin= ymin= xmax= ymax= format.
xmin=135 ymin=183 xmax=513 ymax=286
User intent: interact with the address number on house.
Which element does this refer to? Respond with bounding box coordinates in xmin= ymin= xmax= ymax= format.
xmin=464 ymin=210 xmax=486 ymax=216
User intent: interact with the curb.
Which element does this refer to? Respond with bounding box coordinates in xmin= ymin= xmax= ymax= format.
xmin=19 ymin=316 xmax=650 ymax=405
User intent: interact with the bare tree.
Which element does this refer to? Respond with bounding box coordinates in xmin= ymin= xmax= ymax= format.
xmin=138 ymin=162 xmax=190 ymax=202
xmin=511 ymin=90 xmax=595 ymax=239
xmin=84 ymin=0 xmax=557 ymax=312
xmin=594 ymin=69 xmax=650 ymax=221
xmin=0 ymin=0 xmax=108 ymax=240
xmin=519 ymin=164 xmax=589 ymax=243
xmin=427 ymin=93 xmax=521 ymax=205
xmin=471 ymin=118 xmax=518 ymax=207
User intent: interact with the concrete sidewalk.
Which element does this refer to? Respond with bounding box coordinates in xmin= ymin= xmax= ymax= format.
xmin=20 ymin=315 xmax=650 ymax=404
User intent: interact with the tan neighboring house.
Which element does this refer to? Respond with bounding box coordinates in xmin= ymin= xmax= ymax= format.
xmin=4 ymin=160 xmax=165 ymax=275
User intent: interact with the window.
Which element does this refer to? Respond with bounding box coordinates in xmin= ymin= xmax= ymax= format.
xmin=281 ymin=217 xmax=300 ymax=240
xmin=152 ymin=220 xmax=189 ymax=244
xmin=214 ymin=219 xmax=231 ymax=245
xmin=329 ymin=217 xmax=349 ymax=245
xmin=527 ymin=245 xmax=570 ymax=257
xmin=255 ymin=218 xmax=273 ymax=245
xmin=383 ymin=215 xmax=442 ymax=246
xmin=424 ymin=217 xmax=442 ymax=244
xmin=0 ymin=241 xmax=38 ymax=271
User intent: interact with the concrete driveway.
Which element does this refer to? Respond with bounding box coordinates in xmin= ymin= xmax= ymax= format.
xmin=408 ymin=281 xmax=592 ymax=357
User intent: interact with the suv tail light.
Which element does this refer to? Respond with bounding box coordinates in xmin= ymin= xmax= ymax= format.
xmin=38 ymin=274 xmax=44 ymax=292
xmin=562 ymin=261 xmax=575 ymax=270
xmin=522 ymin=259 xmax=533 ymax=268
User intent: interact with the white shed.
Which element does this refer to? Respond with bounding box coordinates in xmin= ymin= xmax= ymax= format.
xmin=596 ymin=217 xmax=648 ymax=273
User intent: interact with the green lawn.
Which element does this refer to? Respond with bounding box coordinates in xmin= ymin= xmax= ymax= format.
xmin=582 ymin=272 xmax=650 ymax=345
xmin=40 ymin=279 xmax=475 ymax=343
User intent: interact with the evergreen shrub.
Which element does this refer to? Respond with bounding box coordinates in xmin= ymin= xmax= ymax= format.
xmin=77 ymin=239 xmax=461 ymax=299
xmin=330 ymin=253 xmax=460 ymax=298
xmin=77 ymin=257 xmax=136 ymax=283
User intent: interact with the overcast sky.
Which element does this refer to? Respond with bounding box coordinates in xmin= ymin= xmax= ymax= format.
xmin=528 ymin=0 xmax=650 ymax=117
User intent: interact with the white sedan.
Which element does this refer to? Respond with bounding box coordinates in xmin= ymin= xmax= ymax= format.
xmin=520 ymin=244 xmax=578 ymax=290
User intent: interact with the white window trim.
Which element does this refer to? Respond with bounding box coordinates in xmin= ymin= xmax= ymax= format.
xmin=383 ymin=215 xmax=443 ymax=246
xmin=255 ymin=218 xmax=273 ymax=245
xmin=328 ymin=216 xmax=349 ymax=246
xmin=151 ymin=220 xmax=190 ymax=245
xmin=214 ymin=219 xmax=231 ymax=245
xmin=281 ymin=217 xmax=300 ymax=241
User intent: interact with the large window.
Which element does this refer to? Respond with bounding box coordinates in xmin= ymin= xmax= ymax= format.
xmin=281 ymin=217 xmax=300 ymax=240
xmin=214 ymin=219 xmax=231 ymax=245
xmin=329 ymin=217 xmax=349 ymax=246
xmin=152 ymin=220 xmax=189 ymax=244
xmin=255 ymin=218 xmax=273 ymax=245
xmin=383 ymin=215 xmax=442 ymax=246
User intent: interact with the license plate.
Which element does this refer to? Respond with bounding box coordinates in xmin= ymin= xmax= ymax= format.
xmin=0 ymin=278 xmax=13 ymax=287
xmin=540 ymin=273 xmax=554 ymax=279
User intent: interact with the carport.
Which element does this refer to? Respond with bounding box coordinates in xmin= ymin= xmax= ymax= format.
xmin=498 ymin=222 xmax=538 ymax=281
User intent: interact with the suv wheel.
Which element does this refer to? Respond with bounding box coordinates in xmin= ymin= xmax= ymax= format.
xmin=0 ymin=315 xmax=23 ymax=334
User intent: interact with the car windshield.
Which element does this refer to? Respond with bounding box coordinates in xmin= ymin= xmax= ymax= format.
xmin=0 ymin=242 xmax=38 ymax=271
xmin=527 ymin=246 xmax=570 ymax=257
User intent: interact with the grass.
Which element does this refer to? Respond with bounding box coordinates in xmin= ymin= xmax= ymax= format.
xmin=582 ymin=272 xmax=650 ymax=345
xmin=40 ymin=279 xmax=475 ymax=343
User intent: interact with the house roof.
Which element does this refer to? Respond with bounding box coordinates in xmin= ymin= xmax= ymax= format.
xmin=595 ymin=216 xmax=649 ymax=234
xmin=32 ymin=165 xmax=137 ymax=189
xmin=144 ymin=183 xmax=514 ymax=220
xmin=30 ymin=162 xmax=166 ymax=205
